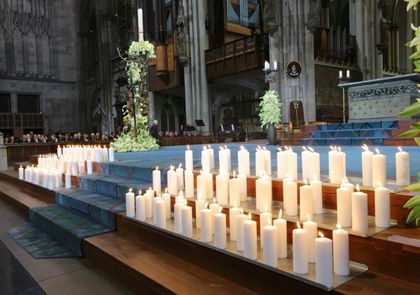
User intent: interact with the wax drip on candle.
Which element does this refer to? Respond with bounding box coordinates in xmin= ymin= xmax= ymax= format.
xmin=278 ymin=209 xmax=283 ymax=219
xmin=318 ymin=231 xmax=324 ymax=238
xmin=297 ymin=221 xmax=301 ymax=229
xmin=248 ymin=213 xmax=252 ymax=220
xmin=398 ymin=146 xmax=403 ymax=152
xmin=336 ymin=224 xmax=342 ymax=230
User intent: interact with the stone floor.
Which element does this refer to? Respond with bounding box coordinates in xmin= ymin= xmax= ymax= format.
xmin=0 ymin=199 xmax=134 ymax=295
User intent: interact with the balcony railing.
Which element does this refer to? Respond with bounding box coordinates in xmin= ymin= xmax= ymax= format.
xmin=205 ymin=34 xmax=268 ymax=80
xmin=314 ymin=27 xmax=357 ymax=66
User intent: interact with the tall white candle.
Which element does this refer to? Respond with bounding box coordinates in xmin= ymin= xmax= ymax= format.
xmin=18 ymin=166 xmax=24 ymax=180
xmin=153 ymin=167 xmax=161 ymax=194
xmin=209 ymin=199 xmax=219 ymax=234
xmin=310 ymin=178 xmax=323 ymax=214
xmin=333 ymin=224 xmax=350 ymax=276
xmin=243 ymin=213 xmax=257 ymax=260
xmin=238 ymin=146 xmax=250 ymax=176
xmin=216 ymin=172 xmax=229 ymax=205
xmin=229 ymin=205 xmax=241 ymax=241
xmin=336 ymin=184 xmax=352 ymax=228
xmin=208 ymin=145 xmax=215 ymax=170
xmin=259 ymin=211 xmax=272 ymax=248
xmin=352 ymin=185 xmax=368 ymax=235
xmin=201 ymin=146 xmax=211 ymax=172
xmin=167 ymin=166 xmax=178 ymax=195
xmin=372 ymin=148 xmax=386 ymax=188
xmin=300 ymin=181 xmax=314 ymax=221
xmin=362 ymin=145 xmax=373 ymax=187
xmin=125 ymin=188 xmax=135 ymax=218
xmin=238 ymin=172 xmax=247 ymax=202
xmin=262 ymin=147 xmax=272 ymax=176
xmin=283 ymin=177 xmax=297 ymax=216
xmin=176 ymin=164 xmax=184 ymax=191
xmin=293 ymin=222 xmax=308 ymax=274
xmin=315 ymin=232 xmax=333 ymax=288
xmin=218 ymin=146 xmax=230 ymax=174
xmin=137 ymin=8 xmax=143 ymax=40
xmin=200 ymin=204 xmax=212 ymax=242
xmin=162 ymin=188 xmax=171 ymax=219
xmin=185 ymin=146 xmax=193 ymax=172
xmin=144 ymin=188 xmax=154 ymax=219
xmin=329 ymin=146 xmax=346 ymax=185
xmin=153 ymin=197 xmax=166 ymax=228
xmin=184 ymin=170 xmax=194 ymax=199
xmin=375 ymin=184 xmax=390 ymax=228
xmin=286 ymin=148 xmax=298 ymax=180
xmin=274 ymin=209 xmax=287 ymax=259
xmin=229 ymin=171 xmax=241 ymax=207
xmin=174 ymin=193 xmax=187 ymax=234
xmin=197 ymin=170 xmax=213 ymax=200
xmin=262 ymin=220 xmax=278 ymax=267
xmin=255 ymin=173 xmax=272 ymax=212
xmin=396 ymin=147 xmax=410 ymax=186
xmin=277 ymin=148 xmax=287 ymax=179
xmin=135 ymin=191 xmax=146 ymax=221
xmin=236 ymin=210 xmax=248 ymax=251
xmin=181 ymin=205 xmax=193 ymax=238
xmin=301 ymin=147 xmax=313 ymax=180
xmin=303 ymin=216 xmax=317 ymax=263
xmin=308 ymin=147 xmax=320 ymax=181
xmin=195 ymin=200 xmax=205 ymax=228
xmin=255 ymin=146 xmax=266 ymax=177
xmin=214 ymin=208 xmax=227 ymax=249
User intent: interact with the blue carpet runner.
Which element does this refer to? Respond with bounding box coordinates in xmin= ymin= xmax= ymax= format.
xmin=9 ymin=172 xmax=150 ymax=258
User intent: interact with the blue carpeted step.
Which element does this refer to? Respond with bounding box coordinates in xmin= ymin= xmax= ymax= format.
xmin=302 ymin=137 xmax=385 ymax=146
xmin=79 ymin=174 xmax=151 ymax=199
xmin=29 ymin=204 xmax=111 ymax=256
xmin=56 ymin=188 xmax=125 ymax=229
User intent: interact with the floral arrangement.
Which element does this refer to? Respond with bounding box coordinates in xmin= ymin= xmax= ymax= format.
xmin=259 ymin=90 xmax=282 ymax=128
xmin=111 ymin=40 xmax=159 ymax=152
xmin=401 ymin=0 xmax=420 ymax=225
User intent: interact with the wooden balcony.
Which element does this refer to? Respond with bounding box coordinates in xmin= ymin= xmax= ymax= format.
xmin=205 ymin=34 xmax=268 ymax=80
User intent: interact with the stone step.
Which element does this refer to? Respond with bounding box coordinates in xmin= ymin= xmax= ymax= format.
xmin=302 ymin=137 xmax=386 ymax=146
xmin=56 ymin=188 xmax=126 ymax=229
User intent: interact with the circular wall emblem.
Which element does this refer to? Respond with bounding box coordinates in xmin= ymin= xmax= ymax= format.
xmin=286 ymin=61 xmax=302 ymax=79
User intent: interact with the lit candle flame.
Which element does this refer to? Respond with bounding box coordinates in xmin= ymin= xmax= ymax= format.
xmin=128 ymin=188 xmax=132 ymax=193
xmin=278 ymin=209 xmax=283 ymax=219
xmin=336 ymin=224 xmax=342 ymax=230
xmin=178 ymin=191 xmax=184 ymax=197
xmin=207 ymin=145 xmax=212 ymax=149
xmin=155 ymin=166 xmax=159 ymax=170
xmin=240 ymin=145 xmax=245 ymax=150
xmin=377 ymin=181 xmax=382 ymax=187
xmin=203 ymin=145 xmax=207 ymax=150
xmin=219 ymin=146 xmax=223 ymax=151
xmin=240 ymin=208 xmax=244 ymax=214
xmin=170 ymin=165 xmax=174 ymax=170
xmin=338 ymin=146 xmax=342 ymax=152
xmin=248 ymin=213 xmax=252 ymax=220
xmin=187 ymin=145 xmax=190 ymax=150
xmin=297 ymin=221 xmax=301 ymax=229
xmin=165 ymin=187 xmax=168 ymax=193
xmin=356 ymin=184 xmax=360 ymax=192
xmin=233 ymin=170 xmax=236 ymax=178
xmin=218 ymin=207 xmax=223 ymax=213
xmin=318 ymin=231 xmax=324 ymax=238
xmin=330 ymin=145 xmax=334 ymax=151
xmin=304 ymin=178 xmax=308 ymax=185
xmin=362 ymin=144 xmax=369 ymax=152
xmin=213 ymin=197 xmax=217 ymax=203
xmin=284 ymin=146 xmax=289 ymax=150
xmin=233 ymin=201 xmax=237 ymax=207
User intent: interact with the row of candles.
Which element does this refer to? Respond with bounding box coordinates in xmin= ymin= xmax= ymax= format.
xmin=18 ymin=146 xmax=115 ymax=189
xmin=125 ymin=186 xmax=349 ymax=288
xmin=191 ymin=145 xmax=410 ymax=187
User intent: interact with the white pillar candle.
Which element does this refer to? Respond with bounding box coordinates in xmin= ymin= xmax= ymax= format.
xmin=229 ymin=206 xmax=241 ymax=241
xmin=262 ymin=147 xmax=272 ymax=176
xmin=208 ymin=145 xmax=215 ymax=170
xmin=303 ymin=217 xmax=317 ymax=263
xmin=236 ymin=210 xmax=248 ymax=251
xmin=65 ymin=172 xmax=71 ymax=189
xmin=216 ymin=172 xmax=229 ymax=205
xmin=201 ymin=146 xmax=211 ymax=172
xmin=283 ymin=177 xmax=297 ymax=216
xmin=301 ymin=147 xmax=313 ymax=180
xmin=274 ymin=210 xmax=287 ymax=259
xmin=375 ymin=185 xmax=390 ymax=228
xmin=18 ymin=166 xmax=24 ymax=180
xmin=209 ymin=199 xmax=219 ymax=234
xmin=243 ymin=213 xmax=257 ymax=260
xmin=310 ymin=178 xmax=323 ymax=214
xmin=66 ymin=160 xmax=72 ymax=175
xmin=102 ymin=147 xmax=108 ymax=162
xmin=33 ymin=167 xmax=39 ymax=185
xmin=315 ymin=232 xmax=333 ymax=288
xmin=153 ymin=197 xmax=166 ymax=228
xmin=259 ymin=211 xmax=272 ymax=248
xmin=336 ymin=185 xmax=352 ymax=228
xmin=181 ymin=206 xmax=193 ymax=238
xmin=229 ymin=172 xmax=241 ymax=207
xmin=57 ymin=145 xmax=62 ymax=158
xmin=125 ymin=188 xmax=135 ymax=218
xmin=184 ymin=170 xmax=194 ymax=199
xmin=78 ymin=160 xmax=85 ymax=175
xmin=308 ymin=147 xmax=320 ymax=181
xmin=255 ymin=147 xmax=266 ymax=177
xmin=255 ymin=174 xmax=272 ymax=212
xmin=108 ymin=147 xmax=115 ymax=162
xmin=174 ymin=195 xmax=187 ymax=234
xmin=197 ymin=171 xmax=212 ymax=201
xmin=238 ymin=146 xmax=250 ymax=176
xmin=54 ymin=171 xmax=61 ymax=188
xmin=167 ymin=166 xmax=178 ymax=196
xmin=135 ymin=192 xmax=146 ymax=221
xmin=262 ymin=221 xmax=278 ymax=267
xmin=352 ymin=185 xmax=368 ymax=235
xmin=362 ymin=145 xmax=373 ymax=187
xmin=162 ymin=189 xmax=171 ymax=219
xmin=24 ymin=166 xmax=29 ymax=181
xmin=176 ymin=164 xmax=184 ymax=191
xmin=185 ymin=146 xmax=193 ymax=172
xmin=152 ymin=167 xmax=161 ymax=194
xmin=87 ymin=159 xmax=93 ymax=175
xmin=293 ymin=222 xmax=308 ymax=274
xmin=238 ymin=173 xmax=247 ymax=202
xmin=372 ymin=148 xmax=386 ymax=188
xmin=218 ymin=146 xmax=230 ymax=174
xmin=200 ymin=205 xmax=212 ymax=242
xmin=396 ymin=147 xmax=410 ymax=187
xmin=71 ymin=161 xmax=78 ymax=176
xmin=329 ymin=147 xmax=345 ymax=185
xmin=286 ymin=148 xmax=298 ymax=181
xmin=137 ymin=8 xmax=143 ymax=40
xmin=195 ymin=200 xmax=205 ymax=228
xmin=145 ymin=188 xmax=154 ymax=219
xmin=300 ymin=182 xmax=314 ymax=221
xmin=333 ymin=224 xmax=350 ymax=276
xmin=277 ymin=148 xmax=287 ymax=179
xmin=47 ymin=171 xmax=55 ymax=189
xmin=214 ymin=208 xmax=227 ymax=249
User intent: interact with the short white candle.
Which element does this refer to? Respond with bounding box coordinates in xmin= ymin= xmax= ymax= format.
xmin=218 ymin=146 xmax=230 ymax=174
xmin=283 ymin=177 xmax=298 ymax=216
xmin=274 ymin=209 xmax=287 ymax=258
xmin=214 ymin=208 xmax=227 ymax=249
xmin=352 ymin=185 xmax=368 ymax=235
xmin=375 ymin=184 xmax=390 ymax=228
xmin=396 ymin=147 xmax=410 ymax=186
xmin=262 ymin=220 xmax=278 ymax=267
xmin=181 ymin=205 xmax=193 ymax=238
xmin=200 ymin=204 xmax=212 ymax=242
xmin=301 ymin=147 xmax=313 ymax=180
xmin=372 ymin=148 xmax=386 ymax=188
xmin=238 ymin=173 xmax=247 ymax=202
xmin=300 ymin=181 xmax=314 ymax=221
xmin=308 ymin=147 xmax=321 ymax=181
xmin=255 ymin=146 xmax=266 ymax=177
xmin=197 ymin=170 xmax=213 ymax=201
xmin=216 ymin=172 xmax=229 ymax=205
xmin=135 ymin=191 xmax=146 ymax=221
xmin=333 ymin=224 xmax=350 ymax=276
xmin=243 ymin=213 xmax=257 ymax=260
xmin=153 ymin=167 xmax=161 ymax=194
xmin=167 ymin=165 xmax=178 ymax=196
xmin=236 ymin=210 xmax=248 ymax=251
xmin=201 ymin=146 xmax=211 ymax=173
xmin=315 ymin=232 xmax=333 ymax=288
xmin=303 ymin=215 xmax=317 ymax=263
xmin=125 ymin=188 xmax=135 ymax=218
xmin=293 ymin=221 xmax=308 ymax=274
xmin=153 ymin=197 xmax=166 ymax=228
xmin=176 ymin=164 xmax=184 ymax=191
xmin=362 ymin=145 xmax=373 ymax=187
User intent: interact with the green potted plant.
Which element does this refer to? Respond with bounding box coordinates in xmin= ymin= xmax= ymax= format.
xmin=400 ymin=0 xmax=420 ymax=226
xmin=259 ymin=90 xmax=282 ymax=145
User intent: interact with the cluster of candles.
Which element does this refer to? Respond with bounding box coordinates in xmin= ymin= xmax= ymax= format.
xmin=18 ymin=145 xmax=115 ymax=189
